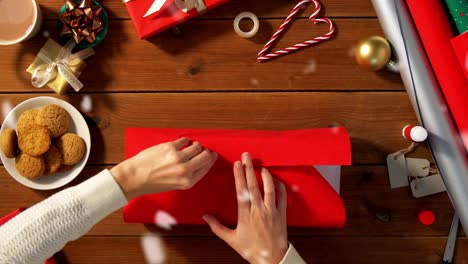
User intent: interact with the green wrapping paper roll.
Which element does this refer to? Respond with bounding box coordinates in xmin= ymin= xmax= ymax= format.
xmin=444 ymin=0 xmax=468 ymax=34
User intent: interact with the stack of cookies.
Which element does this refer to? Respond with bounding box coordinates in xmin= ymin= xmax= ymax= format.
xmin=1 ymin=104 xmax=86 ymax=180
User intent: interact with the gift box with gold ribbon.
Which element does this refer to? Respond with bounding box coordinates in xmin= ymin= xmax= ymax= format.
xmin=26 ymin=38 xmax=94 ymax=94
xmin=124 ymin=0 xmax=229 ymax=39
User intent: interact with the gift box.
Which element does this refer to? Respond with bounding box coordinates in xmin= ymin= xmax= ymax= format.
xmin=0 ymin=209 xmax=57 ymax=264
xmin=123 ymin=127 xmax=351 ymax=227
xmin=26 ymin=38 xmax=94 ymax=94
xmin=124 ymin=0 xmax=230 ymax=39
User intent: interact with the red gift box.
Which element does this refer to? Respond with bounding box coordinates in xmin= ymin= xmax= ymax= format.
xmin=123 ymin=127 xmax=351 ymax=228
xmin=0 ymin=209 xmax=57 ymax=264
xmin=124 ymin=0 xmax=230 ymax=39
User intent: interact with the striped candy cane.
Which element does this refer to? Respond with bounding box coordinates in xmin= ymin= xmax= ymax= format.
xmin=257 ymin=0 xmax=335 ymax=63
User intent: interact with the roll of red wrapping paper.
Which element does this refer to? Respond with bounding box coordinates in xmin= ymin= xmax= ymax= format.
xmin=123 ymin=127 xmax=351 ymax=227
xmin=406 ymin=0 xmax=468 ymax=150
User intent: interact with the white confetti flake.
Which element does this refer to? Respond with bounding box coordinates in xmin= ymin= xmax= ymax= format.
xmin=141 ymin=233 xmax=166 ymax=264
xmin=349 ymin=45 xmax=356 ymax=57
xmin=80 ymin=95 xmax=93 ymax=113
xmin=259 ymin=250 xmax=270 ymax=258
xmin=439 ymin=103 xmax=449 ymax=115
xmin=154 ymin=210 xmax=178 ymax=230
xmin=243 ymin=250 xmax=252 ymax=258
xmin=42 ymin=30 xmax=50 ymax=38
xmin=237 ymin=189 xmax=251 ymax=202
xmin=291 ymin=185 xmax=300 ymax=192
xmin=250 ymin=78 xmax=260 ymax=86
xmin=2 ymin=101 xmax=12 ymax=120
xmin=330 ymin=126 xmax=342 ymax=134
xmin=465 ymin=55 xmax=468 ymax=73
xmin=460 ymin=131 xmax=468 ymax=144
xmin=303 ymin=59 xmax=317 ymax=74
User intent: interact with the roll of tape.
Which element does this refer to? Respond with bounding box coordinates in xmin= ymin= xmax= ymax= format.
xmin=234 ymin=12 xmax=260 ymax=38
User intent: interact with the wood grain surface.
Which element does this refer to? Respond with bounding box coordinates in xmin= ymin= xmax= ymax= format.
xmin=39 ymin=0 xmax=378 ymax=20
xmin=0 ymin=0 xmax=459 ymax=263
xmin=0 ymin=92 xmax=430 ymax=165
xmin=60 ymin=236 xmax=468 ymax=263
xmin=0 ymin=20 xmax=402 ymax=92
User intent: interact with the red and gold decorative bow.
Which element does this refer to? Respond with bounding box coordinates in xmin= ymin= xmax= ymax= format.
xmin=59 ymin=0 xmax=104 ymax=44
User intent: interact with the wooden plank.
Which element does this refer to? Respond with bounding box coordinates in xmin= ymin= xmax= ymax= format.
xmin=60 ymin=236 xmax=468 ymax=263
xmin=0 ymin=19 xmax=402 ymax=92
xmin=1 ymin=166 xmax=456 ymax=237
xmin=0 ymin=92 xmax=429 ymax=164
xmin=39 ymin=0 xmax=377 ymax=20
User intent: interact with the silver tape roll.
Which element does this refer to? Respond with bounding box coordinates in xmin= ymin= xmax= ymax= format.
xmin=234 ymin=12 xmax=260 ymax=38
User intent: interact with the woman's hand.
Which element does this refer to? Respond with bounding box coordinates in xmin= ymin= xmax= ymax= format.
xmin=203 ymin=152 xmax=289 ymax=264
xmin=111 ymin=137 xmax=218 ymax=200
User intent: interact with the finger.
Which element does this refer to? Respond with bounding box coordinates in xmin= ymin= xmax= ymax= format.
xmin=202 ymin=215 xmax=234 ymax=245
xmin=172 ymin=137 xmax=190 ymax=149
xmin=182 ymin=141 xmax=203 ymax=160
xmin=242 ymin=152 xmax=262 ymax=206
xmin=233 ymin=161 xmax=250 ymax=216
xmin=189 ymin=148 xmax=216 ymax=170
xmin=261 ymin=168 xmax=276 ymax=212
xmin=192 ymin=152 xmax=218 ymax=182
xmin=276 ymin=179 xmax=287 ymax=215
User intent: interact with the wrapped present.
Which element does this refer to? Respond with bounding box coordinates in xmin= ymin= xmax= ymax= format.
xmin=444 ymin=0 xmax=468 ymax=34
xmin=124 ymin=0 xmax=230 ymax=39
xmin=26 ymin=38 xmax=94 ymax=94
xmin=124 ymin=127 xmax=351 ymax=227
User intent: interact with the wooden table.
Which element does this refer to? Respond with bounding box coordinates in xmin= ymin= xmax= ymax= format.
xmin=0 ymin=0 xmax=465 ymax=263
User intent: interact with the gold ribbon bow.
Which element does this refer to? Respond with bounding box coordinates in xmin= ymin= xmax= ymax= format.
xmin=31 ymin=40 xmax=94 ymax=92
xmin=141 ymin=0 xmax=207 ymax=17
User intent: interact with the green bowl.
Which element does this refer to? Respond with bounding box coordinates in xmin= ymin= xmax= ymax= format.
xmin=58 ymin=0 xmax=108 ymax=48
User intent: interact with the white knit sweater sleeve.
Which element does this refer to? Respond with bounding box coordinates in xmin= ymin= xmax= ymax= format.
xmin=0 ymin=169 xmax=128 ymax=264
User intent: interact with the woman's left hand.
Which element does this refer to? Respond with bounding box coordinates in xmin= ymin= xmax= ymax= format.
xmin=203 ymin=152 xmax=289 ymax=264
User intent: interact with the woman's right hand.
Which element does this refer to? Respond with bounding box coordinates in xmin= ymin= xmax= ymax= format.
xmin=111 ymin=137 xmax=218 ymax=200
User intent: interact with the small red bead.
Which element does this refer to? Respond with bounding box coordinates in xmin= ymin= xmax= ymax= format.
xmin=418 ymin=209 xmax=435 ymax=226
xmin=461 ymin=12 xmax=465 ymax=17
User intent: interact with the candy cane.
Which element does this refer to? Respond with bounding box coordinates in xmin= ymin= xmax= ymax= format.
xmin=257 ymin=0 xmax=335 ymax=63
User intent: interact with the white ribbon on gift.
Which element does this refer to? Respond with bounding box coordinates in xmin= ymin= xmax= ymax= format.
xmin=31 ymin=40 xmax=94 ymax=92
xmin=142 ymin=0 xmax=207 ymax=17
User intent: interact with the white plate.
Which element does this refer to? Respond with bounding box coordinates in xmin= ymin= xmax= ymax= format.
xmin=0 ymin=96 xmax=91 ymax=190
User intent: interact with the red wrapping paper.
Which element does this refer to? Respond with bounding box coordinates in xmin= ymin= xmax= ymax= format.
xmin=406 ymin=0 xmax=468 ymax=150
xmin=123 ymin=127 xmax=351 ymax=227
xmin=124 ymin=0 xmax=229 ymax=39
xmin=450 ymin=32 xmax=468 ymax=81
xmin=0 ymin=209 xmax=57 ymax=264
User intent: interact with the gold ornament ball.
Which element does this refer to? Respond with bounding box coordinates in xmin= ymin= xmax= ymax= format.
xmin=355 ymin=36 xmax=391 ymax=71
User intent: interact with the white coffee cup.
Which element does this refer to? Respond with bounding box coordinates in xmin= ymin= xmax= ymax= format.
xmin=0 ymin=0 xmax=43 ymax=45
